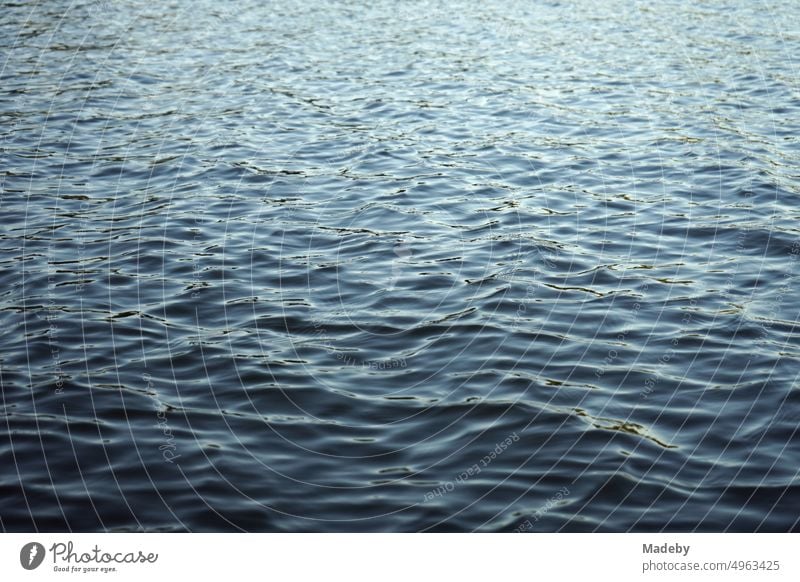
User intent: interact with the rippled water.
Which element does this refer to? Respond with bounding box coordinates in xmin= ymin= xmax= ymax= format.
xmin=2 ymin=0 xmax=799 ymax=532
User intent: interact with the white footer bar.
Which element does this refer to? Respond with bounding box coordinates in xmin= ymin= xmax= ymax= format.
xmin=2 ymin=533 xmax=796 ymax=581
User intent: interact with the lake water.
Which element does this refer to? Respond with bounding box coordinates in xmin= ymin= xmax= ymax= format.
xmin=1 ymin=0 xmax=799 ymax=532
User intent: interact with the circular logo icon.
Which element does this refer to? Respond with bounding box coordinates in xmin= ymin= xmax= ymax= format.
xmin=20 ymin=542 xmax=45 ymax=570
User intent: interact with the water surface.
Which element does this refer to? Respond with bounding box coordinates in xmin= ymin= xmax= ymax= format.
xmin=1 ymin=0 xmax=799 ymax=531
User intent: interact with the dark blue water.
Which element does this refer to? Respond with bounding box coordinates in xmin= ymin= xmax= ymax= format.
xmin=2 ymin=0 xmax=799 ymax=532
